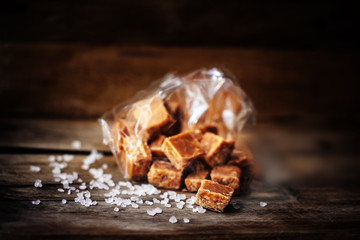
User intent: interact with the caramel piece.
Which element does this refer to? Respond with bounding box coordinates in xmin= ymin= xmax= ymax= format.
xmin=119 ymin=137 xmax=152 ymax=181
xmin=211 ymin=165 xmax=241 ymax=194
xmin=163 ymin=101 xmax=182 ymax=136
xmin=149 ymin=135 xmax=166 ymax=157
xmin=162 ymin=131 xmax=204 ymax=171
xmin=185 ymin=170 xmax=209 ymax=192
xmin=200 ymin=132 xmax=234 ymax=167
xmin=147 ymin=160 xmax=182 ymax=190
xmin=190 ymin=124 xmax=219 ymax=141
xmin=227 ymin=144 xmax=253 ymax=168
xmin=132 ymin=97 xmax=174 ymax=139
xmin=195 ymin=179 xmax=234 ymax=212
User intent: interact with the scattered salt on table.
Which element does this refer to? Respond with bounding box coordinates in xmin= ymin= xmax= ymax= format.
xmin=34 ymin=179 xmax=42 ymax=188
xmin=62 ymin=199 xmax=67 ymax=204
xmin=183 ymin=218 xmax=190 ymax=223
xmin=72 ymin=140 xmax=82 ymax=149
xmin=260 ymin=202 xmax=267 ymax=207
xmin=30 ymin=165 xmax=41 ymax=172
xmin=32 ymin=200 xmax=41 ymax=205
xmin=169 ymin=216 xmax=177 ymax=224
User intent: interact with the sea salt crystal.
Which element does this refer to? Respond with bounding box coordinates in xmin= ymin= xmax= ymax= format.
xmin=56 ymin=155 xmax=63 ymax=161
xmin=72 ymin=140 xmax=82 ymax=149
xmin=57 ymin=188 xmax=65 ymax=192
xmin=34 ymin=179 xmax=42 ymax=188
xmin=79 ymin=185 xmax=87 ymax=190
xmin=131 ymin=203 xmax=139 ymax=208
xmin=30 ymin=165 xmax=41 ymax=172
xmin=169 ymin=216 xmax=177 ymax=224
xmin=62 ymin=199 xmax=67 ymax=204
xmin=176 ymin=202 xmax=184 ymax=209
xmin=186 ymin=204 xmax=193 ymax=209
xmin=153 ymin=198 xmax=160 ymax=203
xmin=260 ymin=202 xmax=267 ymax=207
xmin=67 ymin=189 xmax=72 ymax=195
xmin=114 ymin=207 xmax=119 ymax=212
xmin=186 ymin=196 xmax=196 ymax=204
xmin=102 ymin=163 xmax=108 ymax=169
xmin=63 ymin=154 xmax=74 ymax=162
xmin=145 ymin=200 xmax=153 ymax=205
xmin=147 ymin=210 xmax=156 ymax=216
xmin=183 ymin=218 xmax=190 ymax=223
xmin=32 ymin=200 xmax=41 ymax=205
xmin=193 ymin=206 xmax=206 ymax=213
xmin=153 ymin=207 xmax=162 ymax=214
xmin=48 ymin=155 xmax=56 ymax=162
xmin=165 ymin=203 xmax=171 ymax=208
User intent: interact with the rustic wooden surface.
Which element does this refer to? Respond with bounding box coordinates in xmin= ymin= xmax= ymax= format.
xmin=1 ymin=44 xmax=359 ymax=125
xmin=0 ymin=119 xmax=359 ymax=239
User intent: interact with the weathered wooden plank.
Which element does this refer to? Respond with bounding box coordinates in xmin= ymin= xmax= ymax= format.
xmin=0 ymin=118 xmax=356 ymax=155
xmin=0 ymin=44 xmax=358 ymax=124
xmin=0 ymin=118 xmax=108 ymax=151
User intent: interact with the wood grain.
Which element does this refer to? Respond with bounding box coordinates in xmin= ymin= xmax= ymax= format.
xmin=1 ymin=153 xmax=358 ymax=239
xmin=0 ymin=119 xmax=359 ymax=239
xmin=1 ymin=44 xmax=358 ymax=125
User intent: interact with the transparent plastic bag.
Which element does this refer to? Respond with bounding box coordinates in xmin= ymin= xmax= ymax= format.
xmin=100 ymin=68 xmax=254 ymax=180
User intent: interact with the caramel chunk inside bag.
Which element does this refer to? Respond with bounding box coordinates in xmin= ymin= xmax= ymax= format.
xmin=100 ymin=68 xmax=254 ymax=181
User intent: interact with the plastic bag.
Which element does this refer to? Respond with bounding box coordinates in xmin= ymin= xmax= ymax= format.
xmin=100 ymin=68 xmax=254 ymax=180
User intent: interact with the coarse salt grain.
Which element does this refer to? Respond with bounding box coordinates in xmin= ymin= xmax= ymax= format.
xmin=34 ymin=179 xmax=42 ymax=188
xmin=62 ymin=199 xmax=67 ymax=204
xmin=102 ymin=163 xmax=108 ymax=169
xmin=147 ymin=209 xmax=156 ymax=216
xmin=169 ymin=216 xmax=177 ymax=224
xmin=72 ymin=140 xmax=82 ymax=149
xmin=48 ymin=155 xmax=56 ymax=162
xmin=30 ymin=165 xmax=41 ymax=172
xmin=32 ymin=200 xmax=41 ymax=205
xmin=57 ymin=188 xmax=65 ymax=192
xmin=63 ymin=154 xmax=74 ymax=162
xmin=260 ymin=202 xmax=267 ymax=207
xmin=114 ymin=207 xmax=119 ymax=212
xmin=145 ymin=200 xmax=153 ymax=205
xmin=183 ymin=218 xmax=190 ymax=223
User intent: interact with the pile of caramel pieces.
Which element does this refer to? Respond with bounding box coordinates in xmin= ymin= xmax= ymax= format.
xmin=113 ymin=95 xmax=255 ymax=212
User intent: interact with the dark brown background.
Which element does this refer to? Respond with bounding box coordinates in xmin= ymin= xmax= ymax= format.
xmin=0 ymin=1 xmax=359 ymax=239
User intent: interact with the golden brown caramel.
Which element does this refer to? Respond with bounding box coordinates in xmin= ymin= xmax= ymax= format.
xmin=162 ymin=131 xmax=204 ymax=170
xmin=147 ymin=160 xmax=182 ymax=190
xmin=185 ymin=170 xmax=209 ymax=192
xmin=200 ymin=132 xmax=234 ymax=167
xmin=195 ymin=179 xmax=234 ymax=212
xmin=149 ymin=135 xmax=167 ymax=157
xmin=211 ymin=165 xmax=241 ymax=194
xmin=119 ymin=137 xmax=152 ymax=181
xmin=132 ymin=97 xmax=174 ymax=139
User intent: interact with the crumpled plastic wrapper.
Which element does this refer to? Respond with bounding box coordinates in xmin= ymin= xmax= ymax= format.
xmin=100 ymin=68 xmax=254 ymax=180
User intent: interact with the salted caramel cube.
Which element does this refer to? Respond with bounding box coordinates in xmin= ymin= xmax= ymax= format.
xmin=195 ymin=179 xmax=234 ymax=212
xmin=190 ymin=124 xmax=219 ymax=141
xmin=132 ymin=97 xmax=174 ymax=139
xmin=119 ymin=137 xmax=152 ymax=181
xmin=185 ymin=170 xmax=209 ymax=192
xmin=227 ymin=144 xmax=253 ymax=168
xmin=200 ymin=132 xmax=234 ymax=167
xmin=147 ymin=160 xmax=182 ymax=190
xmin=162 ymin=131 xmax=204 ymax=170
xmin=149 ymin=135 xmax=166 ymax=157
xmin=211 ymin=165 xmax=241 ymax=194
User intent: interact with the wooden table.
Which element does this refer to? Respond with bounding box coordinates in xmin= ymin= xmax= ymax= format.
xmin=0 ymin=45 xmax=359 ymax=239
xmin=0 ymin=118 xmax=359 ymax=239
